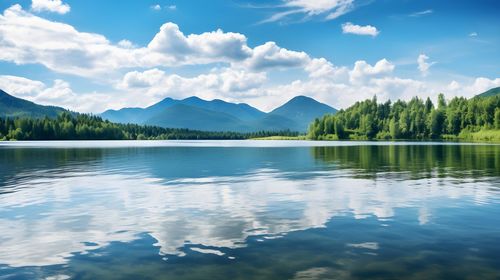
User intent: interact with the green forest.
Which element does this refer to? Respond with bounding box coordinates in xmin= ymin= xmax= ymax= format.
xmin=0 ymin=112 xmax=298 ymax=141
xmin=308 ymin=94 xmax=500 ymax=141
xmin=2 ymin=94 xmax=500 ymax=142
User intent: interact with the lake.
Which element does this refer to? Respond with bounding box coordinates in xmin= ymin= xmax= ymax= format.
xmin=0 ymin=141 xmax=499 ymax=280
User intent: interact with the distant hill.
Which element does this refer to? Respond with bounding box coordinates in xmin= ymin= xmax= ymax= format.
xmin=101 ymin=96 xmax=266 ymax=125
xmin=476 ymin=87 xmax=500 ymax=98
xmin=179 ymin=96 xmax=266 ymax=122
xmin=269 ymin=96 xmax=337 ymax=131
xmin=101 ymin=95 xmax=337 ymax=132
xmin=0 ymin=89 xmax=67 ymax=118
xmin=0 ymin=88 xmax=337 ymax=132
xmin=146 ymin=104 xmax=251 ymax=132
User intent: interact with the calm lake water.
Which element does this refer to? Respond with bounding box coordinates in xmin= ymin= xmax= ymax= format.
xmin=0 ymin=141 xmax=499 ymax=280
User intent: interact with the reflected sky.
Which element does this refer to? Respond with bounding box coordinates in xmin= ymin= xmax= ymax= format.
xmin=0 ymin=141 xmax=499 ymax=279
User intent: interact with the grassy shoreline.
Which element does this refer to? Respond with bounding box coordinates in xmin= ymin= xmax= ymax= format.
xmin=252 ymin=129 xmax=500 ymax=143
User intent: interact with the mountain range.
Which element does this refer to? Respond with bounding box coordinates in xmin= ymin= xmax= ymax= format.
xmin=0 ymin=89 xmax=337 ymax=132
xmin=100 ymin=95 xmax=337 ymax=132
xmin=0 ymin=89 xmax=66 ymax=118
xmin=2 ymin=86 xmax=498 ymax=133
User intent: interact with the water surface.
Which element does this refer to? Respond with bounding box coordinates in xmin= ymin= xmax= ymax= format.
xmin=0 ymin=141 xmax=499 ymax=279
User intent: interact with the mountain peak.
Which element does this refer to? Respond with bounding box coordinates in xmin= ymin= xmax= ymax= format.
xmin=182 ymin=96 xmax=205 ymax=102
xmin=272 ymin=95 xmax=336 ymax=113
xmin=100 ymin=94 xmax=335 ymax=132
xmin=269 ymin=95 xmax=337 ymax=131
xmin=290 ymin=95 xmax=315 ymax=101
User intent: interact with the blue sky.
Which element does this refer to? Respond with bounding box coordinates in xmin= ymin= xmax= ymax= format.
xmin=0 ymin=0 xmax=499 ymax=112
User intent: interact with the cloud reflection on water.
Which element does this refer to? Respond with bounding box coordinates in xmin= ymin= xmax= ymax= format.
xmin=0 ymin=164 xmax=495 ymax=267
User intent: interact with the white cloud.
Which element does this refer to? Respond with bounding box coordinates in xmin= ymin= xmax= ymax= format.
xmin=0 ymin=5 xmax=498 ymax=114
xmin=0 ymin=5 xmax=135 ymax=77
xmin=369 ymin=77 xmax=426 ymax=101
xmin=117 ymin=39 xmax=135 ymax=49
xmin=34 ymin=79 xmax=75 ymax=104
xmin=148 ymin=23 xmax=252 ymax=62
xmin=349 ymin=59 xmax=394 ymax=84
xmin=469 ymin=32 xmax=478 ymax=37
xmin=463 ymin=77 xmax=500 ymax=97
xmin=261 ymin=0 xmax=354 ymax=23
xmin=409 ymin=9 xmax=433 ymax=17
xmin=443 ymin=78 xmax=500 ymax=98
xmin=417 ymin=54 xmax=436 ymax=76
xmin=117 ymin=68 xmax=267 ymax=103
xmin=0 ymin=6 xmax=257 ymax=77
xmin=219 ymin=69 xmax=267 ymax=92
xmin=285 ymin=0 xmax=353 ymax=15
xmin=1 ymin=165 xmax=490 ymax=267
xmin=31 ymin=0 xmax=70 ymax=14
xmin=447 ymin=80 xmax=461 ymax=92
xmin=0 ymin=75 xmax=113 ymax=113
xmin=0 ymin=75 xmax=45 ymax=96
xmin=151 ymin=4 xmax=176 ymax=11
xmin=118 ymin=69 xmax=166 ymax=89
xmin=325 ymin=1 xmax=354 ymax=20
xmin=244 ymin=42 xmax=309 ymax=70
xmin=0 ymin=5 xmax=329 ymax=79
xmin=341 ymin=22 xmax=379 ymax=37
xmin=305 ymin=58 xmax=348 ymax=81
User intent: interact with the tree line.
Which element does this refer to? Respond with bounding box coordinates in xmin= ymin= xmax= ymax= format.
xmin=0 ymin=112 xmax=299 ymax=141
xmin=308 ymin=94 xmax=500 ymax=140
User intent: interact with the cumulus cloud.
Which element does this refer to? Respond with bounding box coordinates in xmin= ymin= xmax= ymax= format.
xmin=117 ymin=68 xmax=267 ymax=102
xmin=443 ymin=78 xmax=500 ymax=99
xmin=349 ymin=59 xmax=394 ymax=84
xmin=0 ymin=5 xmax=135 ymax=77
xmin=417 ymin=54 xmax=436 ymax=76
xmin=0 ymin=75 xmax=45 ymax=96
xmin=1 ymin=6 xmax=310 ymax=77
xmin=0 ymin=75 xmax=113 ymax=113
xmin=219 ymin=69 xmax=267 ymax=92
xmin=341 ymin=22 xmax=379 ymax=37
xmin=151 ymin=4 xmax=161 ymax=11
xmin=305 ymin=58 xmax=348 ymax=81
xmin=148 ymin=22 xmax=252 ymax=62
xmin=244 ymin=42 xmax=309 ymax=70
xmin=118 ymin=69 xmax=166 ymax=89
xmin=31 ymin=0 xmax=70 ymax=14
xmin=258 ymin=62 xmax=400 ymax=110
xmin=457 ymin=77 xmax=500 ymax=98
xmin=117 ymin=39 xmax=135 ymax=49
xmin=0 ymin=5 xmax=498 ymax=113
xmin=260 ymin=0 xmax=354 ymax=23
xmin=447 ymin=80 xmax=461 ymax=92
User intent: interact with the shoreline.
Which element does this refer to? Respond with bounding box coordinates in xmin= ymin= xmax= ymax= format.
xmin=1 ymin=139 xmax=499 ymax=149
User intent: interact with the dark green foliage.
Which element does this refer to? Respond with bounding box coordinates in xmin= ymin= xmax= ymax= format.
xmin=308 ymin=94 xmax=500 ymax=140
xmin=0 ymin=112 xmax=299 ymax=141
